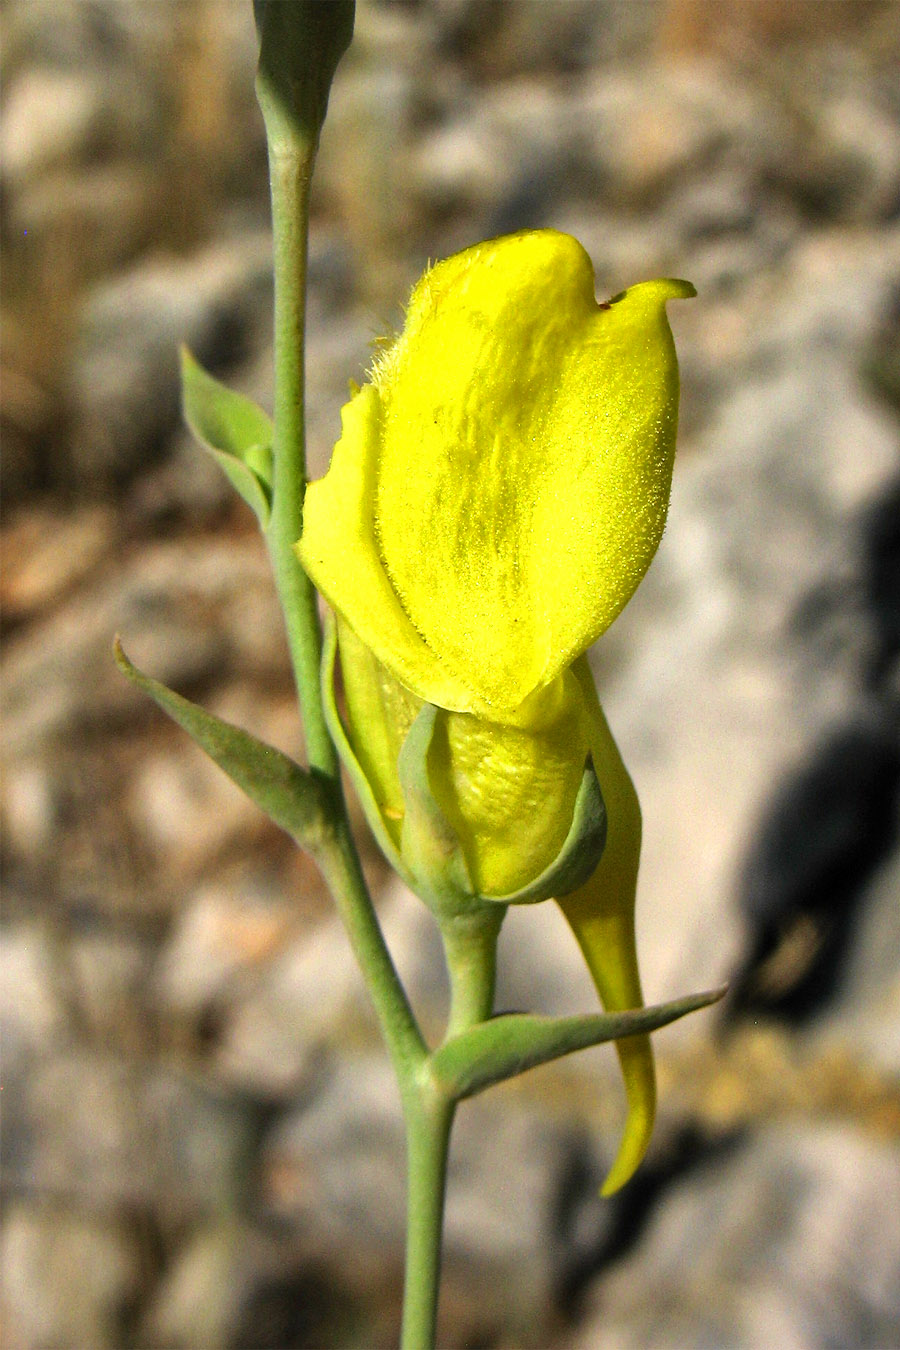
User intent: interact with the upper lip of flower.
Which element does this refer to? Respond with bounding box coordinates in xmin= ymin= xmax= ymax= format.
xmin=297 ymin=230 xmax=693 ymax=723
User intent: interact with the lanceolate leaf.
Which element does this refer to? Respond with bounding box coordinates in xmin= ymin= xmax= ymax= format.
xmin=114 ymin=639 xmax=330 ymax=852
xmin=180 ymin=346 xmax=274 ymax=527
xmin=430 ymin=986 xmax=726 ymax=1102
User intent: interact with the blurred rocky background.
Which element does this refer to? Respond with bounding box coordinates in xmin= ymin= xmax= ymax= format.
xmin=2 ymin=0 xmax=900 ymax=1346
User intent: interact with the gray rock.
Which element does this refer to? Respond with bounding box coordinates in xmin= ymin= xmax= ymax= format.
xmin=0 ymin=925 xmax=68 ymax=1060
xmin=8 ymin=163 xmax=170 ymax=283
xmin=261 ymin=1051 xmax=580 ymax=1346
xmin=142 ymin=1067 xmax=260 ymax=1222
xmin=563 ymin=1122 xmax=900 ymax=1350
xmin=141 ymin=1221 xmax=257 ymax=1350
xmin=571 ymin=60 xmax=783 ymax=208
xmin=813 ymin=844 xmax=900 ymax=1075
xmin=0 ymin=505 xmax=116 ymax=623
xmin=67 ymin=931 xmax=150 ymax=1048
xmin=141 ymin=1217 xmax=380 ymax=1350
xmin=154 ymin=880 xmax=299 ymax=1027
xmin=816 ymin=88 xmax=900 ymax=223
xmin=410 ymin=79 xmax=570 ymax=224
xmin=140 ymin=1221 xmax=277 ymax=1350
xmin=69 ymin=233 xmax=274 ymax=486
xmin=1 ymin=1202 xmax=141 ymax=1350
xmin=127 ymin=742 xmax=268 ymax=882
xmin=197 ymin=914 xmax=367 ymax=1100
xmin=427 ymin=0 xmax=660 ymax=78
xmin=0 ymin=755 xmax=58 ymax=866
xmin=3 ymin=1051 xmax=144 ymax=1208
xmin=5 ymin=1050 xmax=257 ymax=1220
xmin=206 ymin=882 xmax=446 ymax=1098
xmin=0 ymin=532 xmax=277 ymax=757
xmin=761 ymin=48 xmax=900 ymax=226
xmin=312 ymin=6 xmax=424 ymax=306
xmin=0 ymin=70 xmax=111 ymax=182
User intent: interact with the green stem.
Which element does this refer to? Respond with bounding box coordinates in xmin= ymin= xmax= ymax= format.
xmin=317 ymin=811 xmax=427 ymax=1083
xmin=441 ymin=905 xmax=505 ymax=1040
xmin=397 ymin=901 xmax=506 ymax=1348
xmin=318 ymin=820 xmax=459 ymax=1350
xmin=259 ymin=73 xmax=453 ymax=1349
xmin=264 ymin=139 xmax=338 ymax=780
xmin=254 ymin=11 xmax=453 ymax=1347
xmin=397 ymin=905 xmax=507 ymax=1347
xmin=401 ymin=1076 xmax=455 ymax=1350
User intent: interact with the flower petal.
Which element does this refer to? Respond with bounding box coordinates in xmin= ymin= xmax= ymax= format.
xmin=297 ymin=384 xmax=476 ymax=712
xmin=331 ymin=615 xmax=420 ymax=859
xmin=371 ymin=231 xmax=693 ymax=714
xmin=299 ymin=232 xmax=692 ymax=722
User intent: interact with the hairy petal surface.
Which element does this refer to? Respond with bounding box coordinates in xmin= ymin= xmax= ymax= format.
xmin=299 ymin=230 xmax=693 ymax=723
xmin=298 ymin=386 xmax=473 ymax=714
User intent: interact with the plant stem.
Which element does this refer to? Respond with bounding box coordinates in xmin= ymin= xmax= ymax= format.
xmin=264 ymin=140 xmax=338 ymax=780
xmin=319 ymin=820 xmax=461 ymax=1350
xmin=401 ymin=1077 xmax=456 ymax=1350
xmin=257 ymin=17 xmax=418 ymax=1068
xmin=255 ymin=12 xmax=453 ymax=1347
xmin=317 ymin=812 xmax=427 ymax=1081
xmin=397 ymin=905 xmax=506 ymax=1348
xmin=442 ymin=905 xmax=505 ymax=1040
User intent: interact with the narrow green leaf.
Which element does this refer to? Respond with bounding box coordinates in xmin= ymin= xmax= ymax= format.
xmin=180 ymin=346 xmax=274 ymax=527
xmin=431 ymin=986 xmax=727 ymax=1101
xmin=114 ymin=638 xmax=331 ymax=852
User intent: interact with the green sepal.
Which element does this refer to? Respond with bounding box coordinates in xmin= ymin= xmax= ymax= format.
xmin=114 ymin=638 xmax=330 ymax=853
xmin=491 ymin=757 xmax=607 ymax=904
xmin=397 ymin=703 xmax=478 ymax=912
xmin=180 ymin=346 xmax=274 ymax=527
xmin=431 ymin=986 xmax=727 ymax=1102
xmin=320 ymin=615 xmax=414 ymax=886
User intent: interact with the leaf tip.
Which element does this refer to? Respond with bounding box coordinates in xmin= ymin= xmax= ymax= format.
xmin=112 ymin=634 xmax=130 ymax=674
xmin=178 ymin=343 xmax=198 ymax=380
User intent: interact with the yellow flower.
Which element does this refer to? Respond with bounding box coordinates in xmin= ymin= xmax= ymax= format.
xmin=298 ymin=230 xmax=693 ymax=1189
xmin=301 ymin=230 xmax=691 ymax=724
